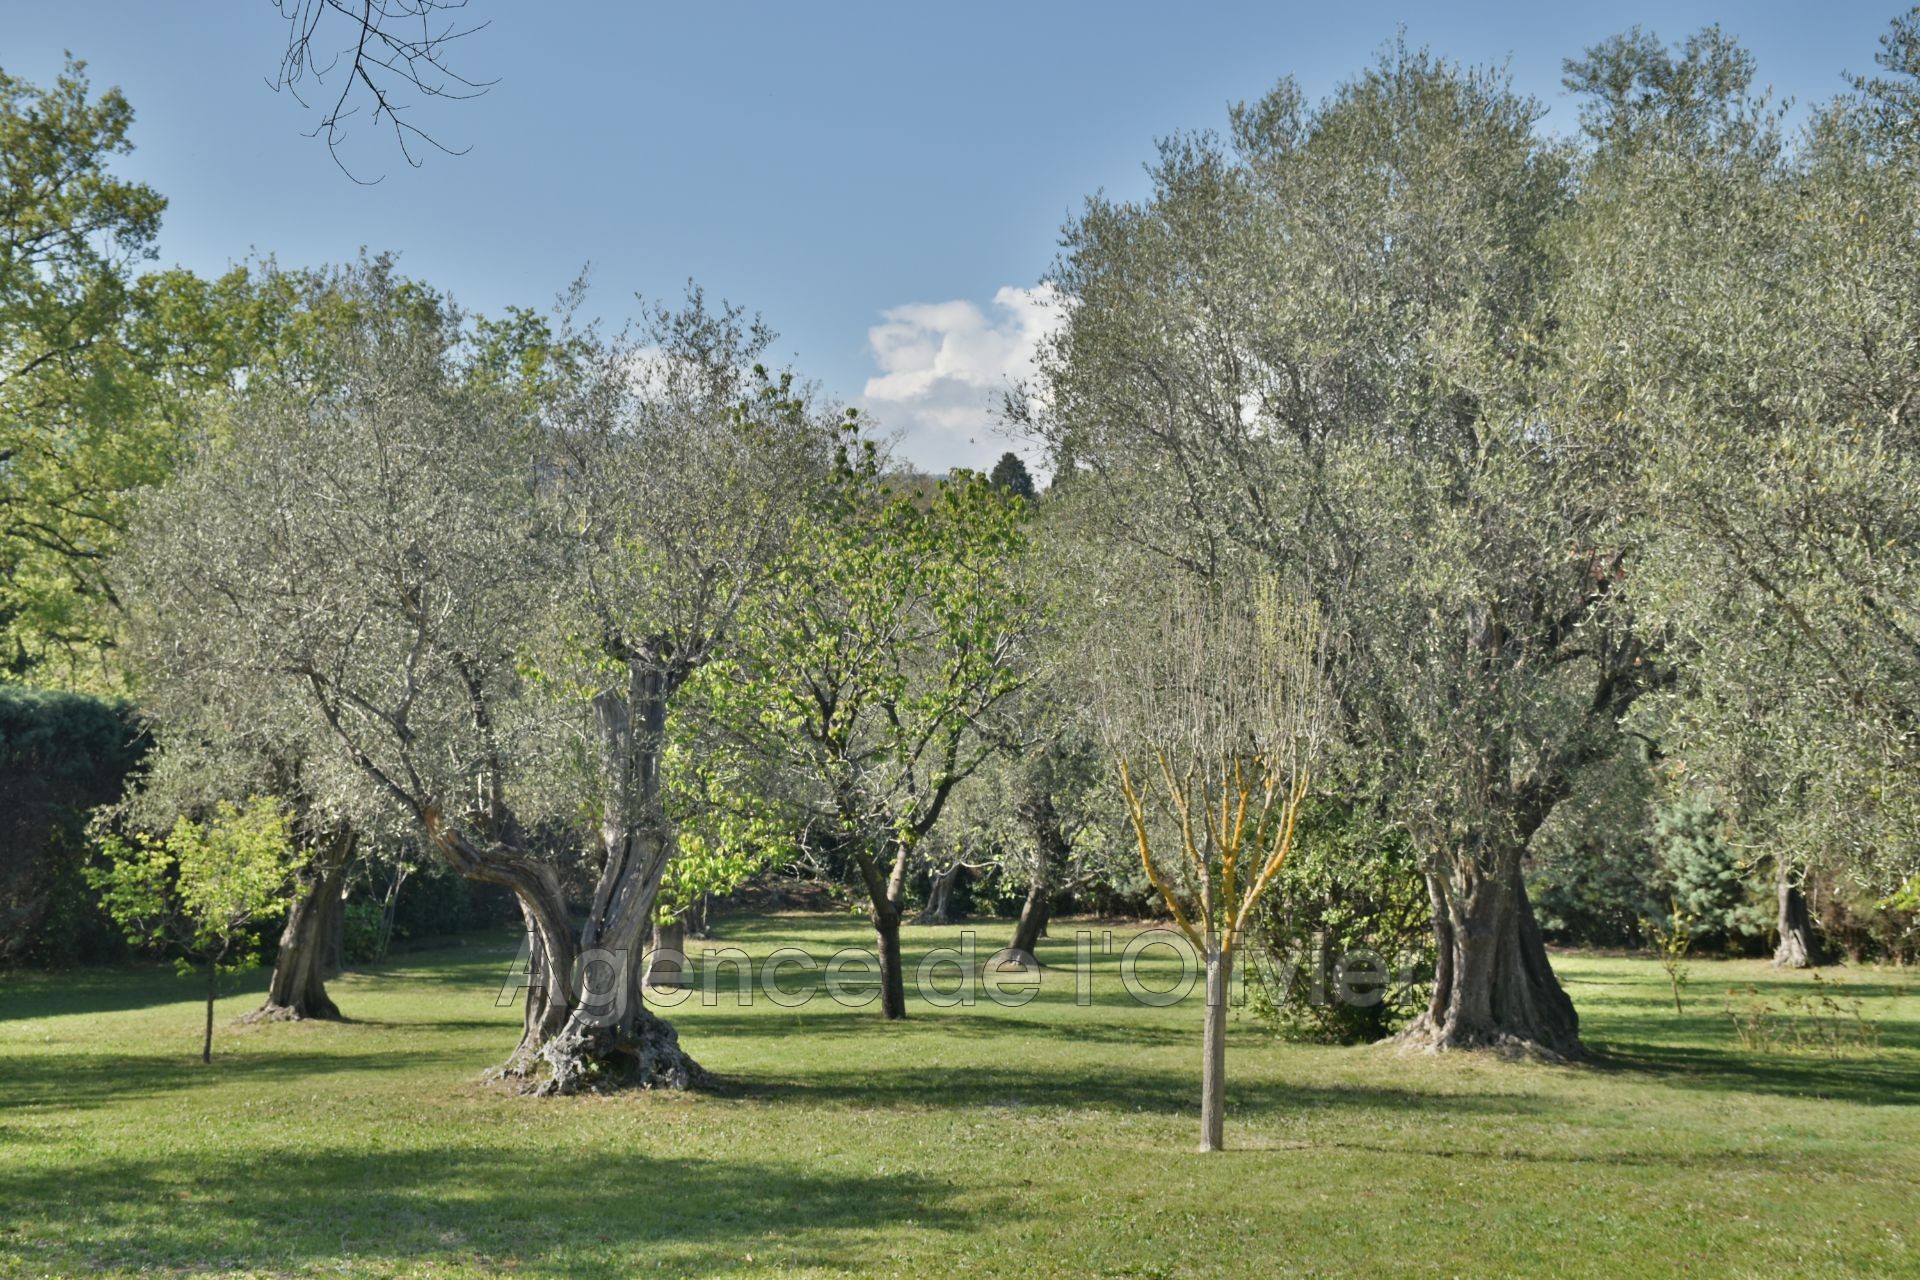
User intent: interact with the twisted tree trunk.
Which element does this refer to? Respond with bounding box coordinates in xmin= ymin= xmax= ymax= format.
xmin=1774 ymin=864 xmax=1824 ymax=969
xmin=522 ymin=666 xmax=705 ymax=1094
xmin=412 ymin=660 xmax=705 ymax=1095
xmin=914 ymin=863 xmax=965 ymax=924
xmin=248 ymin=827 xmax=356 ymax=1022
xmin=1396 ymin=847 xmax=1580 ymax=1059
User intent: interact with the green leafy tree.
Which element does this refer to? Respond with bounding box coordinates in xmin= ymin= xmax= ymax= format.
xmin=1 ymin=58 xmax=165 ymax=682
xmin=725 ymin=436 xmax=1035 ymax=1019
xmin=1247 ymin=797 xmax=1433 ymax=1044
xmin=511 ymin=289 xmax=837 ymax=1085
xmin=88 ymin=797 xmax=306 ymax=1063
xmin=0 ymin=55 xmax=352 ymax=687
xmin=642 ymin=716 xmax=801 ymax=987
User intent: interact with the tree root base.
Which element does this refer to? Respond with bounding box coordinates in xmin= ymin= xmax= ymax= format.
xmin=239 ymin=1000 xmax=342 ymax=1024
xmin=489 ymin=1013 xmax=711 ymax=1097
xmin=1391 ymin=1014 xmax=1584 ymax=1063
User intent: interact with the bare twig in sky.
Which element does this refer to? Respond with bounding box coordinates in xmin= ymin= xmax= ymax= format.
xmin=269 ymin=0 xmax=495 ymax=183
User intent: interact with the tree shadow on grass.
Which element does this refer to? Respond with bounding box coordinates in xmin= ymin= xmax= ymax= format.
xmin=0 ymin=935 xmax=528 ymax=1025
xmin=0 ymin=1048 xmax=475 ymax=1115
xmin=720 ymin=1060 xmax=1555 ymax=1125
xmin=1299 ymin=1133 xmax=1816 ymax=1173
xmin=0 ymin=964 xmax=272 ymax=1022
xmin=1584 ymin=1039 xmax=1920 ymax=1107
xmin=666 ymin=997 xmax=1201 ymax=1051
xmin=0 ymin=1145 xmax=976 ymax=1278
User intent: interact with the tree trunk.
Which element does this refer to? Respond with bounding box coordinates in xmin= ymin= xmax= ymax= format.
xmin=372 ymin=865 xmax=408 ymax=961
xmin=1007 ymin=878 xmax=1051 ymax=961
xmin=248 ymin=827 xmax=355 ymax=1023
xmin=502 ymin=664 xmax=705 ymax=1095
xmin=493 ymin=866 xmax=578 ymax=1076
xmin=202 ymin=957 xmax=217 ymax=1064
xmin=1200 ymin=941 xmax=1231 ymax=1152
xmin=1005 ymin=784 xmax=1068 ymax=965
xmin=850 ymin=836 xmax=913 ymax=1021
xmin=874 ymin=905 xmax=908 ymax=1020
xmin=318 ymin=882 xmax=345 ymax=978
xmin=645 ymin=917 xmax=688 ymax=988
xmin=914 ymin=863 xmax=965 ymax=924
xmin=1396 ymin=850 xmax=1581 ymax=1059
xmin=1774 ymin=865 xmax=1823 ymax=969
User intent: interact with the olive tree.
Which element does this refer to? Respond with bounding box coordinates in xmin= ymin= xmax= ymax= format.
xmin=520 ymin=291 xmax=838 ymax=1074
xmin=119 ymin=268 xmax=613 ymax=1088
xmin=124 ymin=267 xmax=841 ymax=1092
xmin=1023 ymin=46 xmax=1661 ymax=1056
xmin=117 ymin=259 xmax=481 ymax=1024
xmin=1554 ymin=19 xmax=1920 ymax=965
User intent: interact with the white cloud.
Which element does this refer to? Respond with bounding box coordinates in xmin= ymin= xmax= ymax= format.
xmin=859 ymin=284 xmax=1061 ymax=475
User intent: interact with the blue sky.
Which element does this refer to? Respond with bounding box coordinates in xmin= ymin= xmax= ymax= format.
xmin=5 ymin=2 xmax=1907 ymax=470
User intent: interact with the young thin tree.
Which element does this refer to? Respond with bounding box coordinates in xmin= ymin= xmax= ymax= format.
xmin=89 ymin=797 xmax=306 ymax=1063
xmin=1096 ymin=578 xmax=1330 ymax=1152
xmin=726 ymin=437 xmax=1035 ymax=1019
xmin=125 ymin=730 xmax=368 ymax=1023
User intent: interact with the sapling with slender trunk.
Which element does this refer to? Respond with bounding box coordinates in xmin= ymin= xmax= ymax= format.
xmin=88 ymin=797 xmax=306 ymax=1063
xmin=1095 ymin=578 xmax=1330 ymax=1152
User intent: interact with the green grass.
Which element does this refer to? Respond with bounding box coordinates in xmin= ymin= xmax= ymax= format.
xmin=2 ymin=913 xmax=1917 ymax=1278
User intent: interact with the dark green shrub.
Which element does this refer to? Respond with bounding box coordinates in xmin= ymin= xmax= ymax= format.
xmin=0 ymin=686 xmax=147 ymax=965
xmin=1245 ymin=799 xmax=1432 ymax=1043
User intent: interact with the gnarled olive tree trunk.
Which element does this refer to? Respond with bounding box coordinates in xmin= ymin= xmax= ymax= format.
xmin=377 ymin=657 xmax=704 ymax=1095
xmin=248 ymin=826 xmax=356 ymax=1022
xmin=523 ymin=665 xmax=704 ymax=1094
xmin=1006 ymin=787 xmax=1068 ymax=962
xmin=914 ymin=863 xmax=966 ymax=924
xmin=1397 ymin=849 xmax=1580 ymax=1058
xmin=1774 ymin=865 xmax=1824 ymax=969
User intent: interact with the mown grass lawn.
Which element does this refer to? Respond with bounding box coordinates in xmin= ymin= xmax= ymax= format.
xmin=2 ymin=912 xmax=1916 ymax=1278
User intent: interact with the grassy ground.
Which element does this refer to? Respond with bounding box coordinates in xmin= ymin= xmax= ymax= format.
xmin=2 ymin=913 xmax=1916 ymax=1279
